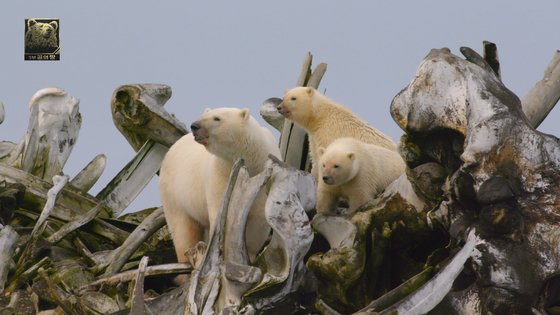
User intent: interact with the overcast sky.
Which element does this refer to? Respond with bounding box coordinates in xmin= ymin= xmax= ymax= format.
xmin=1 ymin=1 xmax=559 ymax=214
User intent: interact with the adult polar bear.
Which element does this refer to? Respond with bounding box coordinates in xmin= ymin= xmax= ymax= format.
xmin=159 ymin=107 xmax=280 ymax=267
xmin=277 ymin=87 xmax=397 ymax=180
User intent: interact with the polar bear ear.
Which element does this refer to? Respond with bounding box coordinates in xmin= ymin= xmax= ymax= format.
xmin=240 ymin=108 xmax=250 ymax=121
xmin=318 ymin=147 xmax=325 ymax=156
xmin=347 ymin=152 xmax=355 ymax=160
xmin=204 ymin=108 xmax=211 ymax=113
xmin=49 ymin=21 xmax=58 ymax=30
xmin=28 ymin=19 xmax=37 ymax=27
xmin=305 ymin=87 xmax=314 ymax=96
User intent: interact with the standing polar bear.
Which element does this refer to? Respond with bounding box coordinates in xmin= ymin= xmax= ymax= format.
xmin=317 ymin=137 xmax=405 ymax=215
xmin=159 ymin=107 xmax=280 ymax=268
xmin=277 ymin=87 xmax=396 ymax=179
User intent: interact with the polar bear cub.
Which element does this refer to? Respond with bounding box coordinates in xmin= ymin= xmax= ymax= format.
xmin=317 ymin=137 xmax=405 ymax=215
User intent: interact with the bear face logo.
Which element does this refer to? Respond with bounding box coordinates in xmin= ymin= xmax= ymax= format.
xmin=25 ymin=18 xmax=60 ymax=60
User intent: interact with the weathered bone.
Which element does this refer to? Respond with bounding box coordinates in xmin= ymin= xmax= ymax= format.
xmin=69 ymin=153 xmax=106 ymax=192
xmin=522 ymin=50 xmax=560 ymax=128
xmin=104 ymin=207 xmax=167 ymax=276
xmin=130 ymin=256 xmax=149 ymax=315
xmin=244 ymin=156 xmax=315 ymax=310
xmin=0 ymin=163 xmax=111 ymax=221
xmin=223 ymin=162 xmax=273 ymax=265
xmin=6 ymin=257 xmax=49 ymax=294
xmin=22 ymin=88 xmax=81 ymax=181
xmin=0 ymin=140 xmax=20 ymax=166
xmin=46 ymin=202 xmax=104 ymax=244
xmin=482 ymin=41 xmax=501 ymax=80
xmin=15 ymin=175 xmax=68 ymax=271
xmin=80 ymin=262 xmax=191 ymax=293
xmin=391 ymin=46 xmax=560 ymax=313
xmin=100 ymin=84 xmax=188 ymax=216
xmin=356 ymin=267 xmax=434 ymax=314
xmin=185 ymin=157 xmax=315 ymax=313
xmin=259 ymin=98 xmax=284 ymax=132
xmin=186 ymin=159 xmax=244 ymax=315
xmin=111 ymin=84 xmax=187 ymax=151
xmin=29 ymin=175 xmax=68 ymax=239
xmin=0 ymin=225 xmax=19 ymax=292
xmin=379 ymin=229 xmax=478 ymax=315
xmin=96 ymin=140 xmax=168 ymax=216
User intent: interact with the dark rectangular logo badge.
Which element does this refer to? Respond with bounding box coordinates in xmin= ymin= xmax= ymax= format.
xmin=24 ymin=18 xmax=60 ymax=61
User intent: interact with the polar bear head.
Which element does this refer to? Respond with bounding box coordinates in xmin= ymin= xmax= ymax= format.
xmin=318 ymin=142 xmax=359 ymax=186
xmin=190 ymin=107 xmax=254 ymax=160
xmin=277 ymin=87 xmax=316 ymax=126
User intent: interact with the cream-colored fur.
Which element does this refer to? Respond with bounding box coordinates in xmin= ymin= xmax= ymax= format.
xmin=317 ymin=137 xmax=405 ymax=215
xmin=278 ymin=87 xmax=396 ymax=180
xmin=159 ymin=108 xmax=280 ymax=266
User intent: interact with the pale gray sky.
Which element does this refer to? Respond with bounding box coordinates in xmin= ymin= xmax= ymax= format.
xmin=1 ymin=1 xmax=559 ymax=213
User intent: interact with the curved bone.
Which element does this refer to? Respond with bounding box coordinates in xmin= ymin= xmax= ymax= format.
xmin=244 ymin=158 xmax=315 ymax=310
xmin=69 ymin=153 xmax=106 ymax=192
xmin=185 ymin=157 xmax=315 ymax=313
xmin=259 ymin=98 xmax=284 ymax=132
xmin=110 ymin=84 xmax=187 ymax=151
xmin=522 ymin=50 xmax=560 ymax=128
xmin=391 ymin=46 xmax=560 ymax=313
xmin=103 ymin=84 xmax=188 ymax=216
xmin=379 ymin=229 xmax=478 ymax=315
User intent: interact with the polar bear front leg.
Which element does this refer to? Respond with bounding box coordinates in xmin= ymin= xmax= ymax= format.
xmin=165 ymin=212 xmax=204 ymax=264
xmin=316 ymin=184 xmax=339 ymax=215
xmin=346 ymin=190 xmax=372 ymax=215
xmin=163 ymin=211 xmax=204 ymax=284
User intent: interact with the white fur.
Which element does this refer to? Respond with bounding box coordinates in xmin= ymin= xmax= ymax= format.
xmin=279 ymin=87 xmax=396 ymax=180
xmin=159 ymin=107 xmax=280 ymax=265
xmin=317 ymin=137 xmax=405 ymax=215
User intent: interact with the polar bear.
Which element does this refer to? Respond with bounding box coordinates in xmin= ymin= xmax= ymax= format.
xmin=316 ymin=137 xmax=405 ymax=215
xmin=159 ymin=107 xmax=281 ymax=267
xmin=25 ymin=19 xmax=58 ymax=51
xmin=277 ymin=87 xmax=396 ymax=180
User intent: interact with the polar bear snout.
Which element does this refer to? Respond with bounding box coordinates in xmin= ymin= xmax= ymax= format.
xmin=190 ymin=122 xmax=209 ymax=145
xmin=322 ymin=175 xmax=335 ymax=185
xmin=190 ymin=122 xmax=200 ymax=132
xmin=276 ymin=102 xmax=290 ymax=117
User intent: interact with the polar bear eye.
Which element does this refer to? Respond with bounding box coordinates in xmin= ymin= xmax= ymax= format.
xmin=213 ymin=117 xmax=221 ymax=122
xmin=333 ymin=164 xmax=339 ymax=168
xmin=290 ymin=97 xmax=297 ymax=101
